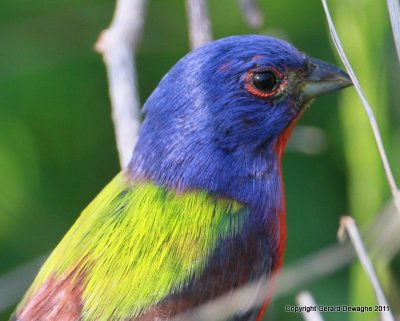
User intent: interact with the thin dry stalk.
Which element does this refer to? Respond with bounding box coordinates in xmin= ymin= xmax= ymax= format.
xmin=185 ymin=0 xmax=213 ymax=49
xmin=237 ymin=0 xmax=264 ymax=29
xmin=386 ymin=0 xmax=400 ymax=62
xmin=296 ymin=292 xmax=325 ymax=321
xmin=3 ymin=200 xmax=400 ymax=316
xmin=321 ymin=0 xmax=400 ymax=214
xmin=95 ymin=0 xmax=148 ymax=168
xmin=338 ymin=216 xmax=395 ymax=321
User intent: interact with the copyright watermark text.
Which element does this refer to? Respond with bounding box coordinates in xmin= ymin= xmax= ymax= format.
xmin=285 ymin=305 xmax=390 ymax=313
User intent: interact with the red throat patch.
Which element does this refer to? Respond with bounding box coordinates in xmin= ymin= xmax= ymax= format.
xmin=274 ymin=110 xmax=304 ymax=159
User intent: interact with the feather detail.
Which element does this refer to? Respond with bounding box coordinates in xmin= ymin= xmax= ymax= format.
xmin=16 ymin=173 xmax=245 ymax=321
xmin=255 ymin=111 xmax=304 ymax=321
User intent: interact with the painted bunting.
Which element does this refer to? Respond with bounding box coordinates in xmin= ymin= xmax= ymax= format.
xmin=11 ymin=35 xmax=351 ymax=321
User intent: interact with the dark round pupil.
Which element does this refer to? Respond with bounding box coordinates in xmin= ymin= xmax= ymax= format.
xmin=252 ymin=71 xmax=277 ymax=92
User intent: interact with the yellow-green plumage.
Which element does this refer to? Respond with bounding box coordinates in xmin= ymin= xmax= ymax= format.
xmin=19 ymin=172 xmax=245 ymax=321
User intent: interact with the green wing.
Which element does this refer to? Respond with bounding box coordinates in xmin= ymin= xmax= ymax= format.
xmin=17 ymin=173 xmax=245 ymax=321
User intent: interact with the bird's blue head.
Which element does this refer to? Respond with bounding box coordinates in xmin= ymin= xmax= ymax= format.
xmin=129 ymin=35 xmax=351 ymax=210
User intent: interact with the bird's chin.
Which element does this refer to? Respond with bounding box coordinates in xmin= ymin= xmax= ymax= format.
xmin=300 ymin=98 xmax=314 ymax=110
xmin=292 ymin=97 xmax=313 ymax=114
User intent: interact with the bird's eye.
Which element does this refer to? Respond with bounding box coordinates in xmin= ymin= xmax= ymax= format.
xmin=245 ymin=68 xmax=286 ymax=98
xmin=252 ymin=71 xmax=277 ymax=92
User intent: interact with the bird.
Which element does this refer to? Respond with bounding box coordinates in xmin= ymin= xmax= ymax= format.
xmin=11 ymin=35 xmax=351 ymax=321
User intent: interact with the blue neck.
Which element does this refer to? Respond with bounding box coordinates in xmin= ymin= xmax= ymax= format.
xmin=128 ymin=126 xmax=283 ymax=219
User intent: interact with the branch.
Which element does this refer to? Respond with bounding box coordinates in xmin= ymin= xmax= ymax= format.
xmin=296 ymin=292 xmax=325 ymax=321
xmin=386 ymin=0 xmax=400 ymax=62
xmin=338 ymin=217 xmax=395 ymax=321
xmin=3 ymin=2 xmax=400 ymax=319
xmin=321 ymin=0 xmax=400 ymax=214
xmin=172 ymin=198 xmax=400 ymax=321
xmin=172 ymin=244 xmax=355 ymax=321
xmin=95 ymin=0 xmax=148 ymax=169
xmin=371 ymin=201 xmax=400 ymax=263
xmin=0 ymin=242 xmax=352 ymax=318
xmin=237 ymin=0 xmax=264 ymax=29
xmin=4 ymin=200 xmax=400 ymax=316
xmin=185 ymin=0 xmax=213 ymax=49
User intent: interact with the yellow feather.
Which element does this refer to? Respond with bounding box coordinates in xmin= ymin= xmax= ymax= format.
xmin=19 ymin=172 xmax=245 ymax=321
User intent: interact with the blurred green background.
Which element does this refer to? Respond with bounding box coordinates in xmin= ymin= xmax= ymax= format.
xmin=1 ymin=0 xmax=399 ymax=320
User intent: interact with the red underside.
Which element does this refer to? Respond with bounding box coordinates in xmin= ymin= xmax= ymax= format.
xmin=255 ymin=111 xmax=304 ymax=321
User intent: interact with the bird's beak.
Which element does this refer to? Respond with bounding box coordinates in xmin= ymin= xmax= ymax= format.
xmin=302 ymin=58 xmax=352 ymax=100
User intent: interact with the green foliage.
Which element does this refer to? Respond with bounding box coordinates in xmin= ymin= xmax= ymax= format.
xmin=333 ymin=2 xmax=397 ymax=320
xmin=0 ymin=1 xmax=398 ymax=321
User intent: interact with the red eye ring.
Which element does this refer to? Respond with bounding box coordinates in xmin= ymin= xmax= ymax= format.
xmin=245 ymin=67 xmax=287 ymax=98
